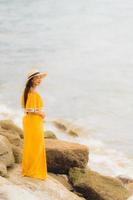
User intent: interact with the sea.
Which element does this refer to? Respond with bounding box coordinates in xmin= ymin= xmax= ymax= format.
xmin=0 ymin=0 xmax=133 ymax=179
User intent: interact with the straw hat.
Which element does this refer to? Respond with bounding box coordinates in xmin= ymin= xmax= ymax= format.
xmin=26 ymin=69 xmax=48 ymax=84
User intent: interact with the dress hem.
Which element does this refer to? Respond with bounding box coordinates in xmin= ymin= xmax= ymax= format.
xmin=22 ymin=173 xmax=48 ymax=180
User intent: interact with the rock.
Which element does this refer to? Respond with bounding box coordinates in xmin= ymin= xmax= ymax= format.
xmin=48 ymin=173 xmax=85 ymax=199
xmin=0 ymin=124 xmax=23 ymax=164
xmin=0 ymin=120 xmax=23 ymax=139
xmin=68 ymin=128 xmax=81 ymax=137
xmin=0 ymin=128 xmax=22 ymax=146
xmin=45 ymin=138 xmax=89 ymax=174
xmin=126 ymin=183 xmax=133 ymax=194
xmin=52 ymin=119 xmax=87 ymax=137
xmin=11 ymin=144 xmax=22 ymax=163
xmin=68 ymin=167 xmax=131 ymax=200
xmin=0 ymin=161 xmax=8 ymax=178
xmin=53 ymin=119 xmax=68 ymax=131
xmin=44 ymin=130 xmax=57 ymax=139
xmin=117 ymin=175 xmax=133 ymax=185
xmin=0 ymin=135 xmax=15 ymax=168
xmin=48 ymin=172 xmax=73 ymax=191
xmin=117 ymin=176 xmax=133 ymax=194
xmin=1 ymin=163 xmax=84 ymax=200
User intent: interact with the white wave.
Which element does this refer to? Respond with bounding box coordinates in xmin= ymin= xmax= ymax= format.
xmin=46 ymin=119 xmax=133 ymax=179
xmin=128 ymin=196 xmax=133 ymax=200
xmin=0 ymin=104 xmax=23 ymax=128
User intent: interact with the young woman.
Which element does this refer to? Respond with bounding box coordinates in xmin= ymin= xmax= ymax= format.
xmin=21 ymin=69 xmax=48 ymax=180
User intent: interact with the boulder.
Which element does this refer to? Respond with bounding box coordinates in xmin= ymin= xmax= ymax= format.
xmin=68 ymin=167 xmax=131 ymax=200
xmin=117 ymin=176 xmax=133 ymax=194
xmin=0 ymin=120 xmax=23 ymax=139
xmin=45 ymin=139 xmax=89 ymax=174
xmin=52 ymin=119 xmax=87 ymax=137
xmin=117 ymin=175 xmax=133 ymax=185
xmin=48 ymin=172 xmax=85 ymax=199
xmin=11 ymin=144 xmax=22 ymax=163
xmin=126 ymin=183 xmax=133 ymax=194
xmin=2 ymin=164 xmax=85 ymax=200
xmin=48 ymin=172 xmax=73 ymax=191
xmin=53 ymin=119 xmax=68 ymax=131
xmin=0 ymin=161 xmax=8 ymax=177
xmin=0 ymin=135 xmax=15 ymax=167
xmin=0 ymin=128 xmax=22 ymax=146
xmin=44 ymin=130 xmax=57 ymax=139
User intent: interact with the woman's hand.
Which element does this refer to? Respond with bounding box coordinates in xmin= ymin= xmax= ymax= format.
xmin=37 ymin=111 xmax=46 ymax=119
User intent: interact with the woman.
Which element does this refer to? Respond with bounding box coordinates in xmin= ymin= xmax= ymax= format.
xmin=21 ymin=69 xmax=48 ymax=180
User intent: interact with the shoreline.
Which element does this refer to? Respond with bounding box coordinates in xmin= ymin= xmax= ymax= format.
xmin=0 ymin=112 xmax=133 ymax=179
xmin=0 ymin=118 xmax=132 ymax=200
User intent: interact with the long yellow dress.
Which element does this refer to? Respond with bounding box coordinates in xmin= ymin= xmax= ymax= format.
xmin=21 ymin=91 xmax=48 ymax=180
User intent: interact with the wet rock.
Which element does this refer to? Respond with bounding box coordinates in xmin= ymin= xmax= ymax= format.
xmin=53 ymin=119 xmax=68 ymax=131
xmin=68 ymin=167 xmax=131 ymax=200
xmin=44 ymin=130 xmax=57 ymax=139
xmin=52 ymin=119 xmax=87 ymax=137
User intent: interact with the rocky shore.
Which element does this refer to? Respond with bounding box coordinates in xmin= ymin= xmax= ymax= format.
xmin=0 ymin=119 xmax=132 ymax=200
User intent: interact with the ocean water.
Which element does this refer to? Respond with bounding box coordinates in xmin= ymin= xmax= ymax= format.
xmin=0 ymin=0 xmax=133 ymax=178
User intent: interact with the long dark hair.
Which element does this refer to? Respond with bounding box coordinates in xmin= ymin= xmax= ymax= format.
xmin=23 ymin=77 xmax=34 ymax=108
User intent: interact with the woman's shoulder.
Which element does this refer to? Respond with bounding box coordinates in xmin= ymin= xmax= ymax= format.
xmin=28 ymin=91 xmax=42 ymax=100
xmin=28 ymin=91 xmax=39 ymax=96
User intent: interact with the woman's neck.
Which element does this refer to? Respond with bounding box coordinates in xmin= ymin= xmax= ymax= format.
xmin=30 ymin=86 xmax=37 ymax=93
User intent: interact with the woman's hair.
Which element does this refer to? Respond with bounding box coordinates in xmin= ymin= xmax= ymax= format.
xmin=23 ymin=78 xmax=34 ymax=108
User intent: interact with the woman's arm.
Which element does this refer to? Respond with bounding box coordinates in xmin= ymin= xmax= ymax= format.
xmin=24 ymin=108 xmax=45 ymax=119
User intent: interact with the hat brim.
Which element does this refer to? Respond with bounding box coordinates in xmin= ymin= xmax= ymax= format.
xmin=26 ymin=72 xmax=48 ymax=84
xmin=39 ymin=72 xmax=48 ymax=78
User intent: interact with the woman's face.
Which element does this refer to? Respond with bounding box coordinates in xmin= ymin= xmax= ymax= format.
xmin=32 ymin=75 xmax=42 ymax=86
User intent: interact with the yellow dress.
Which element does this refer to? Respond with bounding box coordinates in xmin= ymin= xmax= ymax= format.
xmin=21 ymin=91 xmax=48 ymax=180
